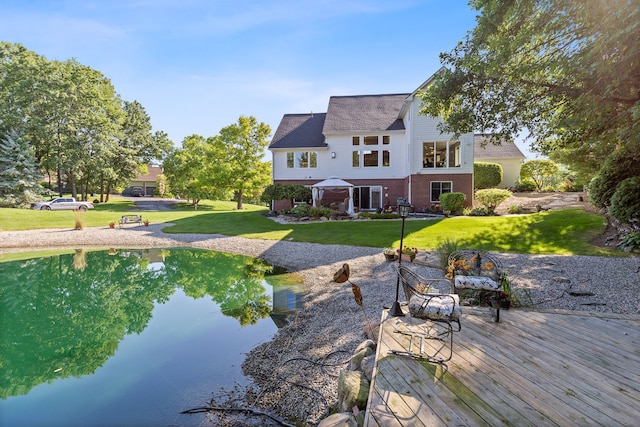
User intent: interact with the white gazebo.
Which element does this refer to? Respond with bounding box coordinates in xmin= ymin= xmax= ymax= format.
xmin=311 ymin=177 xmax=355 ymax=214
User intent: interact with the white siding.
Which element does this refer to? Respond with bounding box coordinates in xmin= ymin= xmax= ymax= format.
xmin=486 ymin=158 xmax=523 ymax=188
xmin=405 ymin=96 xmax=474 ymax=175
xmin=272 ymin=132 xmax=408 ymax=181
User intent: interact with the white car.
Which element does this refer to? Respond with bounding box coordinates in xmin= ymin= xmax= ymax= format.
xmin=31 ymin=197 xmax=94 ymax=211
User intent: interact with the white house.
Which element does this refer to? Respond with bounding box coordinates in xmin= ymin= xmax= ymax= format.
xmin=474 ymin=134 xmax=526 ymax=189
xmin=268 ymin=71 xmax=475 ymax=212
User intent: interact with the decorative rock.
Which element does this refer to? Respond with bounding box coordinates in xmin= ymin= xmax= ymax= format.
xmin=348 ymin=346 xmax=374 ymax=371
xmin=317 ymin=412 xmax=358 ymax=427
xmin=361 ymin=355 xmax=375 ymax=381
xmin=354 ymin=339 xmax=375 ymax=354
xmin=337 ymin=371 xmax=370 ymax=413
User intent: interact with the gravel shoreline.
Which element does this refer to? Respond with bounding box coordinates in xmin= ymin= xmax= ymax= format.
xmin=2 ymin=225 xmax=639 ymax=425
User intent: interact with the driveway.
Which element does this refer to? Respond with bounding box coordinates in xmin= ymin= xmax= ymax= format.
xmin=128 ymin=197 xmax=179 ymax=211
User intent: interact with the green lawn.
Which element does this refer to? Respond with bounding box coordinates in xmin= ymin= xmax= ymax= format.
xmin=0 ymin=198 xmax=620 ymax=256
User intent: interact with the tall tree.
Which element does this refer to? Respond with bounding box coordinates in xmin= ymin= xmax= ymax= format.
xmin=209 ymin=116 xmax=272 ymax=210
xmin=0 ymin=130 xmax=47 ymax=207
xmin=162 ymin=135 xmax=214 ymax=208
xmin=419 ymin=0 xmax=640 ymax=179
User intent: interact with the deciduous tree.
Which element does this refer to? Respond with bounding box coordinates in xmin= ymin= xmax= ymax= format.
xmin=419 ymin=0 xmax=640 ymax=182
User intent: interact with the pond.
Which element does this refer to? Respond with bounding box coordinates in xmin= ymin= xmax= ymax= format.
xmin=0 ymin=248 xmax=305 ymax=427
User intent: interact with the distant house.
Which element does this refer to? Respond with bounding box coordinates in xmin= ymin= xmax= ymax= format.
xmin=268 ymin=70 xmax=476 ymax=213
xmin=126 ymin=165 xmax=163 ymax=196
xmin=474 ymin=134 xmax=526 ymax=189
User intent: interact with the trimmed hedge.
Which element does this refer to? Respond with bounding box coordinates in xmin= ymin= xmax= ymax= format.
xmin=475 ymin=189 xmax=512 ymax=214
xmin=439 ymin=192 xmax=466 ymax=214
xmin=474 ymin=162 xmax=503 ymax=189
xmin=609 ymin=176 xmax=640 ymax=224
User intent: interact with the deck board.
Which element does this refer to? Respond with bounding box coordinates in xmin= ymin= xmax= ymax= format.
xmin=365 ymin=307 xmax=640 ymax=426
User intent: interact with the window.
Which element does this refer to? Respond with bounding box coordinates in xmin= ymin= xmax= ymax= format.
xmin=364 ymin=136 xmax=378 ymax=145
xmin=352 ymin=151 xmax=360 ymax=167
xmin=286 ymin=151 xmax=317 ymax=168
xmin=351 ymin=135 xmax=391 ymax=168
xmin=363 ymin=150 xmax=378 ymax=167
xmin=431 ymin=181 xmax=452 ymax=203
xmin=422 ymin=141 xmax=461 ymax=168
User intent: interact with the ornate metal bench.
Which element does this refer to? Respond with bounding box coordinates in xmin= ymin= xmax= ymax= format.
xmin=447 ymin=250 xmax=505 ymax=322
xmin=392 ymin=264 xmax=461 ymax=363
xmin=119 ymin=214 xmax=142 ymax=227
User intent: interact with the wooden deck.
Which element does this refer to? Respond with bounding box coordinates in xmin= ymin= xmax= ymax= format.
xmin=365 ymin=306 xmax=640 ymax=426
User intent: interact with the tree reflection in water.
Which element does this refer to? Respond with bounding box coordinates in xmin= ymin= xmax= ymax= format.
xmin=0 ymin=248 xmax=292 ymax=401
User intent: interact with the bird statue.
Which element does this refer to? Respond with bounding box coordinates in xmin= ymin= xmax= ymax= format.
xmin=332 ymin=263 xmax=371 ymax=334
xmin=333 ymin=263 xmax=350 ymax=283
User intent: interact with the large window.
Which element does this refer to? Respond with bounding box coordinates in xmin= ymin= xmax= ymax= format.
xmin=423 ymin=141 xmax=461 ymax=168
xmin=431 ymin=181 xmax=452 ymax=203
xmin=286 ymin=151 xmax=317 ymax=168
xmin=363 ymin=150 xmax=378 ymax=167
xmin=351 ymin=135 xmax=391 ymax=168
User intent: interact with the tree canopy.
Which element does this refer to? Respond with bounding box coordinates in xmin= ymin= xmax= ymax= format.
xmin=0 ymin=42 xmax=171 ymax=202
xmin=163 ymin=116 xmax=272 ymax=209
xmin=419 ymin=0 xmax=640 ymax=180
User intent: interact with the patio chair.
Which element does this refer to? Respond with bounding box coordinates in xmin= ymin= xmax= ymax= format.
xmin=448 ymin=250 xmax=505 ymax=322
xmin=391 ymin=264 xmax=462 ymax=363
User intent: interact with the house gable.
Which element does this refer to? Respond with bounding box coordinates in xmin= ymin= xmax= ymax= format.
xmin=322 ymin=94 xmax=409 ymax=134
xmin=270 ymin=113 xmax=327 ymax=150
xmin=474 ymin=134 xmax=526 ymax=188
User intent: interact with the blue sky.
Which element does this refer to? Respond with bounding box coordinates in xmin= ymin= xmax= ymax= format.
xmin=1 ymin=1 xmax=531 ymax=157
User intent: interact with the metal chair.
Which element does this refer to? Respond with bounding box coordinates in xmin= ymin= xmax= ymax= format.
xmin=391 ymin=264 xmax=462 ymax=363
xmin=448 ymin=250 xmax=505 ymax=322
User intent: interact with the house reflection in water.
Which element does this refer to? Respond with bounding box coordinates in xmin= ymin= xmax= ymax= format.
xmin=269 ymin=284 xmax=305 ymax=328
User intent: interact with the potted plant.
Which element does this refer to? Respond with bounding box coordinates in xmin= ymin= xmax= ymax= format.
xmin=143 ymin=219 xmax=150 ymax=226
xmin=108 ymin=220 xmax=116 ymax=229
xmin=382 ymin=248 xmax=397 ymax=262
xmin=397 ymin=246 xmax=418 ymax=262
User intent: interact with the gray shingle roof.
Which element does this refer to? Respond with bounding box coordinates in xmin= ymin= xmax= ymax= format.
xmin=322 ymin=94 xmax=409 ymax=134
xmin=269 ymin=113 xmax=328 ymax=149
xmin=474 ymin=134 xmax=526 ymax=159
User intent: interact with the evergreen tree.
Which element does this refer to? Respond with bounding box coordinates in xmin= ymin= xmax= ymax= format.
xmin=0 ymin=130 xmax=47 ymax=207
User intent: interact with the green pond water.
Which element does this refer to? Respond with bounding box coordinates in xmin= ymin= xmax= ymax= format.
xmin=0 ymin=247 xmax=304 ymax=427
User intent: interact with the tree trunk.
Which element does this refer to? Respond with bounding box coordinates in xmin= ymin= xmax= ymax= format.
xmin=236 ymin=190 xmax=243 ymax=210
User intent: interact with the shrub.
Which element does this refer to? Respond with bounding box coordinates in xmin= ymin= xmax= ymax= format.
xmin=609 ymin=176 xmax=640 ymax=224
xmin=466 ymin=207 xmax=492 ymax=216
xmin=439 ymin=192 xmax=466 ymax=214
xmin=358 ymin=212 xmax=399 ymax=219
xmin=515 ymin=178 xmax=537 ymax=192
xmin=618 ymin=231 xmax=640 ymax=253
xmin=291 ymin=202 xmax=311 ymax=217
xmin=435 ymin=238 xmax=466 ymax=270
xmin=507 ymin=204 xmax=522 ymax=214
xmin=474 ymin=162 xmax=503 ymax=189
xmin=474 ymin=189 xmax=512 ymax=214
xmin=309 ymin=206 xmax=332 ymax=218
xmin=589 ymin=143 xmax=640 ymax=208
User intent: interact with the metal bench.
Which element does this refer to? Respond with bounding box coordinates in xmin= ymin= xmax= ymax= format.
xmin=392 ymin=264 xmax=461 ymax=363
xmin=119 ymin=214 xmax=142 ymax=227
xmin=448 ymin=250 xmax=506 ymax=322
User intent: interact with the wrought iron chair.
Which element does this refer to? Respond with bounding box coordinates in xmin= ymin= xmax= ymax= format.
xmin=392 ymin=264 xmax=462 ymax=363
xmin=447 ymin=250 xmax=505 ymax=322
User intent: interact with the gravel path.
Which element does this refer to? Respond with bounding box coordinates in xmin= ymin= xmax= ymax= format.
xmin=1 ymin=225 xmax=639 ymax=425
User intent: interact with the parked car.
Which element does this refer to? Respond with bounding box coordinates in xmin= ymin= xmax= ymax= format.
xmin=31 ymin=197 xmax=94 ymax=211
xmin=130 ymin=187 xmax=145 ymax=197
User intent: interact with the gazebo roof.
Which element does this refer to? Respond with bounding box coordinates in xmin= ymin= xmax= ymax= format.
xmin=312 ymin=177 xmax=353 ymax=189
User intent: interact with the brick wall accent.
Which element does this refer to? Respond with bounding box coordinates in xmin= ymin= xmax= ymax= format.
xmin=410 ymin=173 xmax=473 ymax=209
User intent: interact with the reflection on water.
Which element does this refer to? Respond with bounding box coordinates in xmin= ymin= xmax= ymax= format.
xmin=0 ymin=248 xmax=304 ymax=427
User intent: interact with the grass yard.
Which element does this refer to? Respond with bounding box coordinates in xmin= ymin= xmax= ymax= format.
xmin=0 ymin=198 xmax=620 ymax=256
